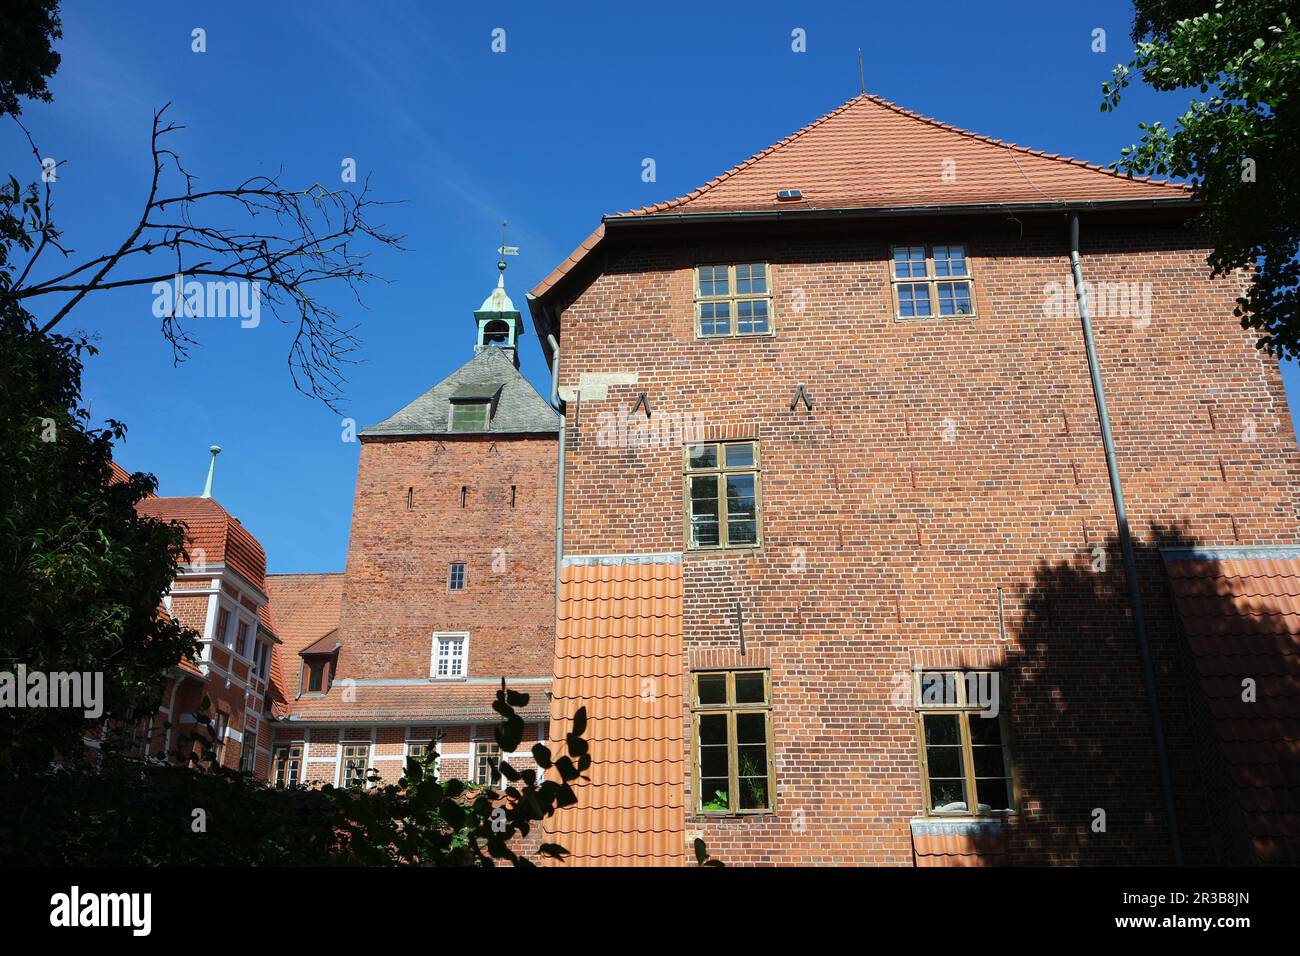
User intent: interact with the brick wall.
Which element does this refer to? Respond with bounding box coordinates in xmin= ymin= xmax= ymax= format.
xmin=553 ymin=217 xmax=1300 ymax=865
xmin=336 ymin=434 xmax=557 ymax=681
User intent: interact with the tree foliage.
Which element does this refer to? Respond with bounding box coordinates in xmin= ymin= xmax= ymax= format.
xmin=0 ymin=687 xmax=591 ymax=866
xmin=1102 ymin=1 xmax=1300 ymax=356
xmin=0 ymin=0 xmax=61 ymax=118
xmin=0 ymin=300 xmax=200 ymax=773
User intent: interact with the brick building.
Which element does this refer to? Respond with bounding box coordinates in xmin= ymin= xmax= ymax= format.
xmin=265 ymin=269 xmax=559 ymax=794
xmin=528 ymin=93 xmax=1300 ymax=866
xmin=133 ymin=469 xmax=280 ymax=778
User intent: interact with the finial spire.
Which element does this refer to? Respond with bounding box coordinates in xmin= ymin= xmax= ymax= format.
xmin=497 ymin=218 xmax=518 ymax=283
xmin=201 ymin=445 xmax=221 ymax=498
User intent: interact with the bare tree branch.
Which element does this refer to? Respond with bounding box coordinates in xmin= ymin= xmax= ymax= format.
xmin=8 ymin=102 xmax=407 ymax=411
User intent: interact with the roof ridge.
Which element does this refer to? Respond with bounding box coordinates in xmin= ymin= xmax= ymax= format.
xmin=858 ymin=92 xmax=1188 ymax=193
xmin=613 ymin=94 xmax=870 ymax=217
xmin=614 ymin=92 xmax=1186 ymax=219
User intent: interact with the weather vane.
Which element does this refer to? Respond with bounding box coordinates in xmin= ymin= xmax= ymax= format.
xmin=497 ymin=219 xmax=518 ymax=273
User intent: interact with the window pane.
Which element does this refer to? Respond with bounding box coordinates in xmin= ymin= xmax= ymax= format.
xmin=689 ymin=475 xmax=720 ymax=547
xmin=933 ymin=244 xmax=968 ymax=277
xmin=723 ymin=443 xmax=754 ymax=468
xmin=738 ymin=740 xmax=769 ymax=811
xmin=307 ymin=662 xmax=323 ymax=692
xmin=972 ymin=744 xmax=1007 ymax=778
xmin=893 ymin=245 xmax=927 ymax=278
xmin=968 ymin=714 xmax=1002 ymax=746
xmin=937 ymin=281 xmax=973 ymax=316
xmin=699 ymin=300 xmax=731 ymax=336
xmin=699 ymin=779 xmax=730 ymax=812
xmin=698 ymin=265 xmax=729 ymax=298
xmin=697 ymin=673 xmax=727 ymax=706
xmin=925 ymin=745 xmax=963 ymax=779
xmin=698 ymin=713 xmax=730 ymax=811
xmin=736 ymin=711 xmax=767 ymax=744
xmin=975 ymin=777 xmax=1011 ymax=812
xmin=700 ymin=743 xmax=729 ymax=779
xmin=734 ymin=672 xmax=766 ymax=704
xmin=725 ymin=473 xmax=757 ymax=546
xmin=687 ymin=444 xmax=718 ymax=469
xmin=735 ymin=263 xmax=767 ymax=295
xmin=736 ymin=298 xmax=769 ymax=334
xmin=923 ymin=713 xmax=960 ymax=745
xmin=928 ymin=778 xmax=968 ymax=812
xmin=739 ymin=774 xmax=769 ymax=811
xmin=897 ymin=282 xmax=932 ymax=317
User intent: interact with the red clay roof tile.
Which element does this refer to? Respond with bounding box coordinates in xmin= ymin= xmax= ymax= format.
xmin=545 ymin=555 xmax=685 ymax=866
xmin=1162 ymin=550 xmax=1300 ymax=863
xmin=531 ymin=92 xmax=1191 ymax=301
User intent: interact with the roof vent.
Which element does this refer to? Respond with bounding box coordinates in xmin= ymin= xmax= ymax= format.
xmin=776 ymin=189 xmax=803 ymax=201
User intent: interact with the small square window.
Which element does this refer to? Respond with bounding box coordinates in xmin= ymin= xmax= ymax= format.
xmin=695 ymin=263 xmax=773 ymax=338
xmin=891 ymin=244 xmax=976 ymax=320
xmin=449 ymin=562 xmax=466 ymax=591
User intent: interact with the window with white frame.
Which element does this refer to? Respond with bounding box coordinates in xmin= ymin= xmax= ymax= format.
xmin=474 ymin=739 xmax=502 ymax=787
xmin=431 ymin=633 xmax=467 ymax=679
xmin=406 ymin=738 xmax=439 ymax=780
xmin=449 ymin=561 xmax=466 ymax=591
xmin=339 ymin=742 xmax=370 ymax=789
xmin=272 ymin=743 xmax=302 ymax=786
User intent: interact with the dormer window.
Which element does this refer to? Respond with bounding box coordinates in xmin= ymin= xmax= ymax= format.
xmin=451 ymin=401 xmax=490 ymax=431
xmin=448 ymin=383 xmax=502 ymax=432
xmin=695 ymin=263 xmax=772 ymax=338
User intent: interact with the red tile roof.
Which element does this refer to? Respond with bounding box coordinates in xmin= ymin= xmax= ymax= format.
xmin=531 ymin=93 xmax=1191 ymax=302
xmin=265 ymin=573 xmax=345 ymax=716
xmin=545 ymin=555 xmax=685 ymax=866
xmin=1162 ymin=549 xmax=1300 ymax=864
xmin=136 ymin=496 xmax=267 ymax=590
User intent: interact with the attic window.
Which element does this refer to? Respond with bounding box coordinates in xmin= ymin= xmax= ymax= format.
xmin=450 ymin=401 xmax=490 ymax=431
xmin=776 ymin=189 xmax=802 ymax=201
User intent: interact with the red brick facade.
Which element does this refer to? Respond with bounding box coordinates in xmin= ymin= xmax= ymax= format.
xmin=539 ymin=215 xmax=1300 ymax=865
xmin=337 ymin=434 xmax=557 ymax=682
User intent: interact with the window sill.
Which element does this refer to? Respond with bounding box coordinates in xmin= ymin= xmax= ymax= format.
xmin=690 ymin=809 xmax=775 ymax=819
xmin=892 ymin=313 xmax=978 ymax=324
xmin=685 ymin=545 xmax=763 ymax=558
xmin=694 ymin=332 xmax=777 ymax=341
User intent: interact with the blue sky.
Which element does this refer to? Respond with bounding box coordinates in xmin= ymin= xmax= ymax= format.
xmin=6 ymin=0 xmax=1297 ymax=572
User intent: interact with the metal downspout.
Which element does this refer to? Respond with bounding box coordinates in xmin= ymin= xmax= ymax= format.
xmin=1069 ymin=212 xmax=1183 ymax=865
xmin=547 ymin=333 xmax=566 ymax=615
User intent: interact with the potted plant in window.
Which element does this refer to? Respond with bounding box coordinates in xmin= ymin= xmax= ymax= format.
xmin=701 ymin=788 xmax=729 ymax=812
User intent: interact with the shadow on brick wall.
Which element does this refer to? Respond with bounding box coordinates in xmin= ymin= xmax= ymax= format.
xmin=998 ymin=521 xmax=1257 ymax=865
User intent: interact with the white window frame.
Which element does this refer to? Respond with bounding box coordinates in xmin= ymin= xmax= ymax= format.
xmin=338 ymin=740 xmax=371 ymax=789
xmin=429 ymin=631 xmax=469 ymax=680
